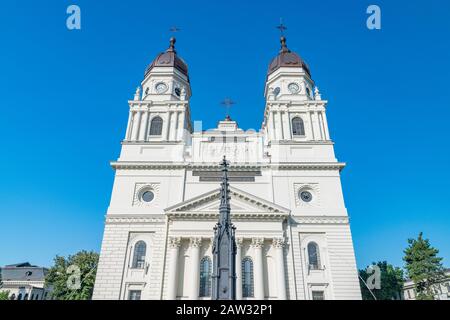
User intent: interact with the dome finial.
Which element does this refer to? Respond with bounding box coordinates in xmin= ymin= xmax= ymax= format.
xmin=280 ymin=36 xmax=289 ymax=53
xmin=167 ymin=37 xmax=176 ymax=53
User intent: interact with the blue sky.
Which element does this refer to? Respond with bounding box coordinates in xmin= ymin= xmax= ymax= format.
xmin=0 ymin=0 xmax=449 ymax=271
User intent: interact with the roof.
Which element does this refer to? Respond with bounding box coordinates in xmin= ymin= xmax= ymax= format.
xmin=144 ymin=37 xmax=189 ymax=78
xmin=267 ymin=36 xmax=311 ymax=77
xmin=1 ymin=263 xmax=48 ymax=282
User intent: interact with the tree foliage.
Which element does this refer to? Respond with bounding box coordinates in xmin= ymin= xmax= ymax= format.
xmin=403 ymin=232 xmax=445 ymax=300
xmin=359 ymin=261 xmax=404 ymax=300
xmin=45 ymin=250 xmax=99 ymax=300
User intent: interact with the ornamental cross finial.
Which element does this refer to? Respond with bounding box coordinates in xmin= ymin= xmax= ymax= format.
xmin=220 ymin=98 xmax=236 ymax=121
xmin=276 ymin=18 xmax=287 ymax=36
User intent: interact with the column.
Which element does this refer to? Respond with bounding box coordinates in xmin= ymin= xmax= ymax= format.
xmin=321 ymin=111 xmax=330 ymax=140
xmin=282 ymin=110 xmax=291 ymax=140
xmin=131 ymin=111 xmax=142 ymax=141
xmin=273 ymin=238 xmax=287 ymax=300
xmin=277 ymin=111 xmax=284 ymax=140
xmin=125 ymin=111 xmax=133 ymax=140
xmin=170 ymin=111 xmax=178 ymax=141
xmin=236 ymin=238 xmax=244 ymax=300
xmin=164 ymin=112 xmax=171 ymax=141
xmin=314 ymin=111 xmax=323 ymax=140
xmin=308 ymin=111 xmax=315 ymax=140
xmin=167 ymin=237 xmax=181 ymax=300
xmin=177 ymin=111 xmax=184 ymax=141
xmin=268 ymin=110 xmax=275 ymax=141
xmin=138 ymin=110 xmax=149 ymax=141
xmin=251 ymin=238 xmax=265 ymax=300
xmin=188 ymin=237 xmax=202 ymax=300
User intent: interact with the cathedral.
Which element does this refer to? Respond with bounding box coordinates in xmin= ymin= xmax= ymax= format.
xmin=92 ymin=35 xmax=362 ymax=300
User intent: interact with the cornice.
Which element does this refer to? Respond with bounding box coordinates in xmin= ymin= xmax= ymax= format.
xmin=292 ymin=216 xmax=349 ymax=224
xmin=166 ymin=211 xmax=288 ymax=221
xmin=110 ymin=161 xmax=345 ymax=171
xmin=105 ymin=214 xmax=166 ymax=224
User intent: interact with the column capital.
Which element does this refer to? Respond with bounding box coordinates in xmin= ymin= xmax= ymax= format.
xmin=251 ymin=237 xmax=264 ymax=249
xmin=272 ymin=237 xmax=286 ymax=249
xmin=189 ymin=237 xmax=202 ymax=248
xmin=168 ymin=237 xmax=181 ymax=248
xmin=236 ymin=237 xmax=244 ymax=247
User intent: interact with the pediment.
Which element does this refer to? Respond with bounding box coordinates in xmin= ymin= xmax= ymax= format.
xmin=165 ymin=187 xmax=290 ymax=220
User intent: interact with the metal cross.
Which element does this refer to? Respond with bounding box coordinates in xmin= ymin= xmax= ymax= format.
xmin=220 ymin=98 xmax=236 ymax=119
xmin=169 ymin=26 xmax=181 ymax=33
xmin=276 ymin=18 xmax=287 ymax=36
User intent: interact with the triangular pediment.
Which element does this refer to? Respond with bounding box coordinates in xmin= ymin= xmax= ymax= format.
xmin=165 ymin=187 xmax=290 ymax=220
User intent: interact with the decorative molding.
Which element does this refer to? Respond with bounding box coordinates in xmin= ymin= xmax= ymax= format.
xmin=293 ymin=216 xmax=349 ymax=225
xmin=236 ymin=237 xmax=244 ymax=247
xmin=105 ymin=215 xmax=165 ymax=224
xmin=294 ymin=183 xmax=320 ymax=207
xmin=165 ymin=186 xmax=290 ymax=215
xmin=272 ymin=237 xmax=286 ymax=248
xmin=189 ymin=237 xmax=202 ymax=248
xmin=168 ymin=237 xmax=181 ymax=248
xmin=251 ymin=237 xmax=265 ymax=249
xmin=110 ymin=161 xmax=345 ymax=172
xmin=133 ymin=183 xmax=160 ymax=207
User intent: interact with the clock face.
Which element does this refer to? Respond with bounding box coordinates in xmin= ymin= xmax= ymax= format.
xmin=288 ymin=82 xmax=300 ymax=94
xmin=300 ymin=190 xmax=313 ymax=203
xmin=273 ymin=87 xmax=281 ymax=96
xmin=155 ymin=82 xmax=168 ymax=94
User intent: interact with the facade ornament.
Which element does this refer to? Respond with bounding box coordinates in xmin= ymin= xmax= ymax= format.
xmin=168 ymin=237 xmax=181 ymax=248
xmin=212 ymin=156 xmax=237 ymax=300
xmin=236 ymin=237 xmax=244 ymax=248
xmin=180 ymin=86 xmax=187 ymax=101
xmin=134 ymin=86 xmax=141 ymax=101
xmin=251 ymin=237 xmax=265 ymax=249
xmin=272 ymin=237 xmax=286 ymax=248
xmin=189 ymin=237 xmax=202 ymax=248
xmin=314 ymin=86 xmax=321 ymax=100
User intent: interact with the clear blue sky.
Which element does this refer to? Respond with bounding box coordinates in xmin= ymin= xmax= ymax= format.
xmin=0 ymin=0 xmax=449 ymax=271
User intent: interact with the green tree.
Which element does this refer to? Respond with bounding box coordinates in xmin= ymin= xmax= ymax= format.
xmin=45 ymin=250 xmax=99 ymax=300
xmin=403 ymin=232 xmax=445 ymax=300
xmin=0 ymin=269 xmax=10 ymax=300
xmin=359 ymin=261 xmax=404 ymax=300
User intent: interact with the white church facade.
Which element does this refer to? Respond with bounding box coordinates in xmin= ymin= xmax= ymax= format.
xmin=92 ymin=36 xmax=362 ymax=300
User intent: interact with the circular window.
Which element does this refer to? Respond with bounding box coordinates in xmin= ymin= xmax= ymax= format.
xmin=155 ymin=82 xmax=168 ymax=94
xmin=288 ymin=82 xmax=300 ymax=94
xmin=299 ymin=190 xmax=313 ymax=203
xmin=141 ymin=190 xmax=155 ymax=203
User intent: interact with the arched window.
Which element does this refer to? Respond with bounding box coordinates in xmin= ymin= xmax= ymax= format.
xmin=10 ymin=294 xmax=16 ymax=300
xmin=24 ymin=293 xmax=29 ymax=300
xmin=132 ymin=241 xmax=147 ymax=269
xmin=292 ymin=117 xmax=305 ymax=136
xmin=18 ymin=293 xmax=22 ymax=300
xmin=199 ymin=257 xmax=212 ymax=297
xmin=242 ymin=257 xmax=254 ymax=298
xmin=149 ymin=116 xmax=163 ymax=136
xmin=31 ymin=294 xmax=34 ymax=300
xmin=307 ymin=242 xmax=321 ymax=270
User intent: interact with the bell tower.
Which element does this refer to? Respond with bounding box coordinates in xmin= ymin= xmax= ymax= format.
xmin=262 ymin=36 xmax=334 ymax=162
xmin=124 ymin=37 xmax=192 ymax=146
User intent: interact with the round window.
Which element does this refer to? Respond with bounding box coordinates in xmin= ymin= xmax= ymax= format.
xmin=141 ymin=190 xmax=155 ymax=203
xmin=299 ymin=190 xmax=313 ymax=203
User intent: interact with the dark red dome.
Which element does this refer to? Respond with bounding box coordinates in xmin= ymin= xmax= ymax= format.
xmin=145 ymin=38 xmax=189 ymax=78
xmin=267 ymin=37 xmax=311 ymax=77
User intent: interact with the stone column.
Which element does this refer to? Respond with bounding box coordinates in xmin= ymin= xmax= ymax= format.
xmin=308 ymin=111 xmax=315 ymax=140
xmin=131 ymin=111 xmax=142 ymax=141
xmin=125 ymin=111 xmax=133 ymax=140
xmin=251 ymin=238 xmax=265 ymax=300
xmin=170 ymin=111 xmax=178 ymax=141
xmin=188 ymin=237 xmax=202 ymax=300
xmin=167 ymin=237 xmax=181 ymax=300
xmin=276 ymin=111 xmax=284 ymax=140
xmin=138 ymin=110 xmax=149 ymax=141
xmin=273 ymin=238 xmax=287 ymax=300
xmin=321 ymin=111 xmax=330 ymax=140
xmin=236 ymin=238 xmax=244 ymax=300
xmin=177 ymin=111 xmax=184 ymax=141
xmin=268 ymin=110 xmax=275 ymax=141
